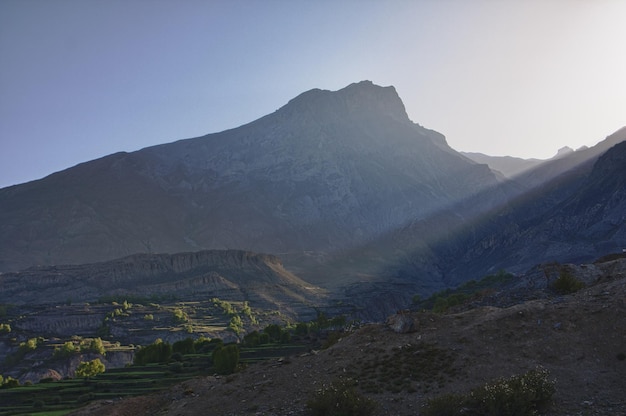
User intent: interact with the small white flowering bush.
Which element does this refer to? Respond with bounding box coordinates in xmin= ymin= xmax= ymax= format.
xmin=306 ymin=378 xmax=377 ymax=416
xmin=422 ymin=367 xmax=555 ymax=416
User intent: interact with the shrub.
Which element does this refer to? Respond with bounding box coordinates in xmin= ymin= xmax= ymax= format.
xmin=211 ymin=297 xmax=236 ymax=315
xmin=551 ymin=270 xmax=585 ymax=294
xmin=54 ymin=341 xmax=80 ymax=358
xmin=172 ymin=308 xmax=188 ymax=323
xmin=0 ymin=323 xmax=10 ymax=333
xmin=422 ymin=367 xmax=555 ymax=416
xmin=212 ymin=344 xmax=239 ymax=375
xmin=306 ymin=378 xmax=377 ymax=416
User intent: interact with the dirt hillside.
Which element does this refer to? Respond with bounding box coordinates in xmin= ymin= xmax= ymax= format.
xmin=70 ymin=271 xmax=626 ymax=416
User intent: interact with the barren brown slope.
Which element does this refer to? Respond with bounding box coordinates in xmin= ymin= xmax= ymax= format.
xmin=70 ymin=268 xmax=626 ymax=416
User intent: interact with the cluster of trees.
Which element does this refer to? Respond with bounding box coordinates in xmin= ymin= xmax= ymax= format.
xmin=133 ymin=336 xmax=225 ymax=365
xmin=211 ymin=298 xmax=257 ymax=334
xmin=132 ymin=336 xmax=240 ymax=375
xmin=212 ymin=344 xmax=239 ymax=375
xmin=75 ymin=358 xmax=105 ymax=378
xmin=242 ymin=323 xmax=291 ymax=347
xmin=0 ymin=374 xmax=20 ymax=389
xmin=54 ymin=337 xmax=106 ymax=358
xmin=133 ymin=339 xmax=174 ymax=365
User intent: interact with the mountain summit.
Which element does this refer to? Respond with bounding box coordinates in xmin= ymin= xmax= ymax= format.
xmin=0 ymin=81 xmax=500 ymax=274
xmin=280 ymin=81 xmax=412 ymax=126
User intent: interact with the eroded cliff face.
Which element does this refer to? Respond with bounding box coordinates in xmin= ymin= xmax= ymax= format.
xmin=0 ymin=250 xmax=325 ymax=316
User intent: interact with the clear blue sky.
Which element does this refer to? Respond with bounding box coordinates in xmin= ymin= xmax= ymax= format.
xmin=1 ymin=0 xmax=625 ymax=188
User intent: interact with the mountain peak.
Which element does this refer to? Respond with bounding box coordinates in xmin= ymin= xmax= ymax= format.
xmin=281 ymin=81 xmax=410 ymax=124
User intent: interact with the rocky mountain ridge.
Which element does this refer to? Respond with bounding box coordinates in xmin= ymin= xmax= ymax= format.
xmin=0 ymin=250 xmax=325 ymax=317
xmin=461 ymin=152 xmax=544 ymax=178
xmin=387 ymin=130 xmax=626 ymax=289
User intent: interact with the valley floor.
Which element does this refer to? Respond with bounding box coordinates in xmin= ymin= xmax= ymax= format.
xmin=69 ymin=269 xmax=626 ymax=416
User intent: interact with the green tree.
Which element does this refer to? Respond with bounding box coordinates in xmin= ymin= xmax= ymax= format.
xmin=212 ymin=344 xmax=239 ymax=375
xmin=241 ymin=301 xmax=257 ymax=324
xmin=195 ymin=337 xmax=222 ymax=354
xmin=75 ymin=358 xmax=105 ymax=378
xmin=228 ymin=315 xmax=244 ymax=335
xmin=0 ymin=323 xmax=10 ymax=333
xmin=54 ymin=341 xmax=79 ymax=358
xmin=0 ymin=375 xmax=20 ymax=389
xmin=172 ymin=308 xmax=188 ymax=323
xmin=263 ymin=324 xmax=282 ymax=342
xmin=85 ymin=337 xmax=106 ymax=355
xmin=173 ymin=338 xmax=195 ymax=355
xmin=242 ymin=331 xmax=261 ymax=347
xmin=134 ymin=339 xmax=172 ymax=365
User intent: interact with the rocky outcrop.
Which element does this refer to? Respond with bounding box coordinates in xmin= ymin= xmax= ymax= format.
xmin=0 ymin=250 xmax=325 ymax=316
xmin=386 ymin=311 xmax=419 ymax=333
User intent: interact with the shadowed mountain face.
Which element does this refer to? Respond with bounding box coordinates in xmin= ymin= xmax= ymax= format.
xmin=0 ymin=81 xmax=624 ymax=308
xmin=417 ymin=132 xmax=626 ymax=286
xmin=0 ymin=81 xmax=502 ymax=276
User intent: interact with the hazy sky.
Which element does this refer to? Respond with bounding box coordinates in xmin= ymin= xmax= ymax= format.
xmin=1 ymin=0 xmax=625 ymax=188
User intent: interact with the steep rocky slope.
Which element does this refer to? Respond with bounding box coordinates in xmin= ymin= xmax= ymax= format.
xmin=0 ymin=81 xmax=503 ymax=278
xmin=382 ymin=129 xmax=626 ymax=291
